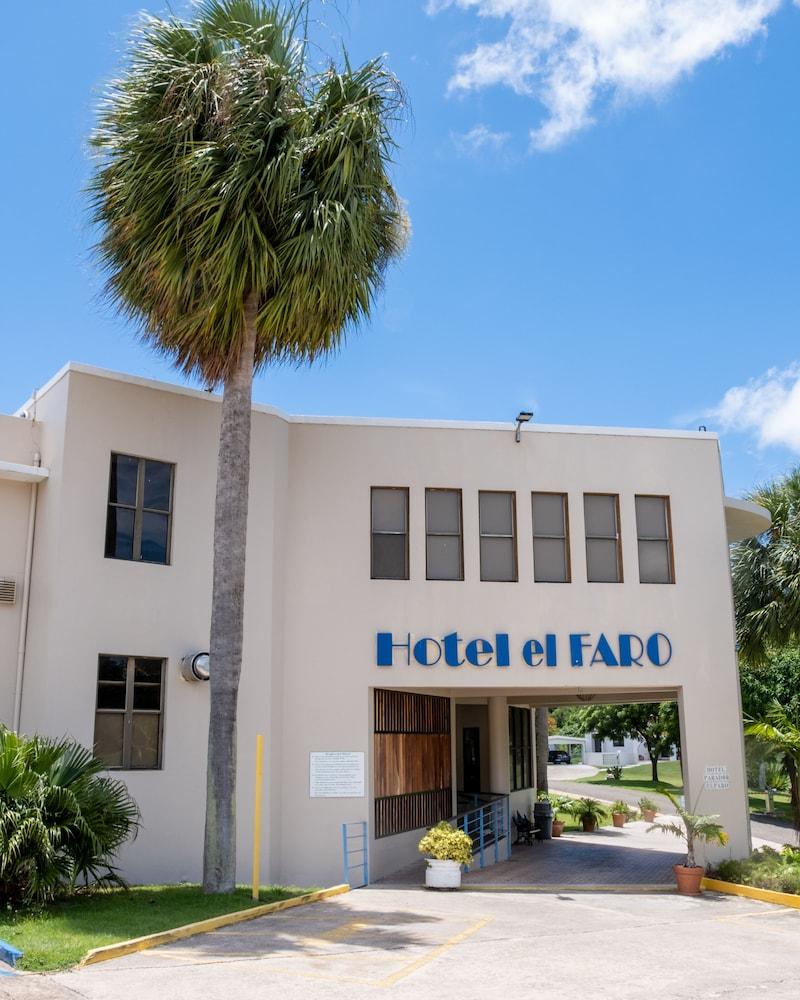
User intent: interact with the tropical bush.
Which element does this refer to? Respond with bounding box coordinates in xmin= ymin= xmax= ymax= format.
xmin=638 ymin=795 xmax=659 ymax=814
xmin=418 ymin=822 xmax=473 ymax=865
xmin=548 ymin=793 xmax=571 ymax=817
xmin=647 ymin=791 xmax=728 ymax=868
xmin=0 ymin=727 xmax=139 ymax=908
xmin=714 ymin=846 xmax=800 ymax=894
xmin=611 ymin=800 xmax=634 ymax=818
xmin=605 ymin=765 xmax=623 ymax=781
xmin=566 ymin=797 xmax=608 ymax=825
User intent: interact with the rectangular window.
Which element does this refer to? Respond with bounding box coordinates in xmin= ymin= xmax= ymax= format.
xmin=371 ymin=487 xmax=409 ymax=580
xmin=105 ymin=454 xmax=174 ymax=564
xmin=584 ymin=493 xmax=622 ymax=583
xmin=532 ymin=492 xmax=570 ymax=582
xmin=508 ymin=707 xmax=532 ymax=792
xmin=425 ymin=489 xmax=463 ymax=580
xmin=479 ymin=491 xmax=517 ymax=582
xmin=94 ymin=655 xmax=164 ymax=769
xmin=636 ymin=495 xmax=674 ymax=584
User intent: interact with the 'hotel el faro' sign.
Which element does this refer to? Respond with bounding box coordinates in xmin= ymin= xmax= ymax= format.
xmin=376 ymin=631 xmax=672 ymax=670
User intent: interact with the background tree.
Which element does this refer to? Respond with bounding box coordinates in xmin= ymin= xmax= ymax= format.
xmin=579 ymin=701 xmax=680 ymax=783
xmin=745 ymin=703 xmax=800 ymax=835
xmin=535 ymin=707 xmax=549 ymax=795
xmin=732 ymin=468 xmax=800 ymax=665
xmin=90 ymin=0 xmax=405 ymax=892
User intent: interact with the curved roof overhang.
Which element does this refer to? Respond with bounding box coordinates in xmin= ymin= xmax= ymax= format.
xmin=725 ymin=496 xmax=771 ymax=543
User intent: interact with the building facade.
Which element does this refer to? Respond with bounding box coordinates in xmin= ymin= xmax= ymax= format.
xmin=0 ymin=363 xmax=770 ymax=887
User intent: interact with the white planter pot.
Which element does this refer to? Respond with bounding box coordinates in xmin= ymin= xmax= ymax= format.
xmin=425 ymin=859 xmax=462 ymax=889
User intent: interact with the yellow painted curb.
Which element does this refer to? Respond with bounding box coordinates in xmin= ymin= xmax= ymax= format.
xmin=701 ymin=877 xmax=800 ymax=909
xmin=78 ymin=884 xmax=350 ymax=968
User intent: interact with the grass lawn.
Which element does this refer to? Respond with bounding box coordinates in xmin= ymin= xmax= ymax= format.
xmin=0 ymin=884 xmax=314 ymax=972
xmin=577 ymin=761 xmax=685 ymax=797
xmin=748 ymin=790 xmax=794 ymax=823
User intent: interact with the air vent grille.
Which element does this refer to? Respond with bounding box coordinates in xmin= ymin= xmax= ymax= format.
xmin=0 ymin=578 xmax=17 ymax=605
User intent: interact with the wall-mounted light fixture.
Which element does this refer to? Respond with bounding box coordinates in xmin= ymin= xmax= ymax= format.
xmin=515 ymin=411 xmax=533 ymax=443
xmin=180 ymin=652 xmax=210 ymax=682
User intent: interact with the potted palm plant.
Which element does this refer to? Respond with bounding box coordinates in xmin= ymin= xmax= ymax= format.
xmin=647 ymin=792 xmax=728 ymax=894
xmin=611 ymin=800 xmax=632 ymax=828
xmin=639 ymin=795 xmax=658 ymax=822
xmin=549 ymin=794 xmax=570 ymax=837
xmin=418 ymin=822 xmax=474 ymax=889
xmin=567 ymin=797 xmax=608 ymax=833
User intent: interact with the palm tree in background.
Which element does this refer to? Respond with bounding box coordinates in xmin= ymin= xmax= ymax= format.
xmin=731 ymin=468 xmax=800 ymax=665
xmin=90 ymin=0 xmax=406 ymax=892
xmin=745 ymin=702 xmax=800 ymax=836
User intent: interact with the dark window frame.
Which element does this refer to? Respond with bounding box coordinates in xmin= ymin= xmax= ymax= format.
xmin=583 ymin=492 xmax=623 ymax=583
xmin=105 ymin=453 xmax=175 ymax=565
xmin=635 ymin=494 xmax=675 ymax=584
xmin=370 ymin=486 xmax=409 ymax=580
xmin=531 ymin=491 xmax=571 ymax=583
xmin=425 ymin=487 xmax=464 ymax=581
xmin=508 ymin=706 xmax=532 ymax=792
xmin=479 ymin=490 xmax=518 ymax=582
xmin=93 ymin=654 xmax=165 ymax=770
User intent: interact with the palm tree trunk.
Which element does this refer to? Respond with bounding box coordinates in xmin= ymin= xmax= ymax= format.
xmin=202 ymin=294 xmax=258 ymax=894
xmin=535 ymin=707 xmax=549 ymax=795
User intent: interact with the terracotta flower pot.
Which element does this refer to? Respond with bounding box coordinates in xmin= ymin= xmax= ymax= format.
xmin=552 ymin=820 xmax=565 ymax=838
xmin=612 ymin=812 xmax=626 ymax=828
xmin=642 ymin=809 xmax=657 ymax=822
xmin=580 ymin=816 xmax=597 ymax=832
xmin=673 ymin=864 xmax=705 ymax=895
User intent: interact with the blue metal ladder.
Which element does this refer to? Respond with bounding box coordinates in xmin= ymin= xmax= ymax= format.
xmin=342 ymin=820 xmax=369 ymax=887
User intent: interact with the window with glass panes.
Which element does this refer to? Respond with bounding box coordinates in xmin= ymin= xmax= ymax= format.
xmin=105 ymin=454 xmax=174 ymax=564
xmin=532 ymin=492 xmax=570 ymax=582
xmin=508 ymin=707 xmax=532 ymax=791
xmin=425 ymin=489 xmax=463 ymax=580
xmin=584 ymin=493 xmax=622 ymax=583
xmin=371 ymin=487 xmax=409 ymax=580
xmin=479 ymin=491 xmax=517 ymax=582
xmin=93 ymin=655 xmax=164 ymax=769
xmin=635 ymin=495 xmax=674 ymax=583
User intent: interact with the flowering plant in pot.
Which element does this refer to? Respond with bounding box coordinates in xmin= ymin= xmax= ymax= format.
xmin=646 ymin=792 xmax=728 ymax=894
xmin=548 ymin=794 xmax=570 ymax=837
xmin=638 ymin=795 xmax=659 ymax=822
xmin=611 ymin=800 xmax=633 ymax=828
xmin=418 ymin=821 xmax=473 ymax=889
xmin=567 ymin=797 xmax=608 ymax=833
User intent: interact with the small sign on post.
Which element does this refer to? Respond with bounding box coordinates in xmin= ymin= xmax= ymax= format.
xmin=703 ymin=765 xmax=729 ymax=790
xmin=310 ymin=751 xmax=365 ymax=798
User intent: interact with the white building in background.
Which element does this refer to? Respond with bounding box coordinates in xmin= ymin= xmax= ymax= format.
xmin=548 ymin=732 xmax=678 ymax=767
xmin=0 ymin=363 xmax=770 ymax=887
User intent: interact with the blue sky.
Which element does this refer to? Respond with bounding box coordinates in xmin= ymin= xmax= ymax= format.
xmin=2 ymin=0 xmax=799 ymax=495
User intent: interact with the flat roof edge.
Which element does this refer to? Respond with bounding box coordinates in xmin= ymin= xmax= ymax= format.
xmin=16 ymin=362 xmax=719 ymax=442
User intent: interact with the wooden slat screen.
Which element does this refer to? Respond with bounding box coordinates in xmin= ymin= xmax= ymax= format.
xmin=374 ymin=690 xmax=452 ymax=839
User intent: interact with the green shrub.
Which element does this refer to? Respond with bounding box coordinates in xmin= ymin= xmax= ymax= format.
xmin=0 ymin=726 xmax=140 ymax=908
xmin=566 ymin=797 xmax=608 ymax=825
xmin=418 ymin=822 xmax=473 ymax=865
xmin=714 ymin=846 xmax=800 ymax=894
xmin=611 ymin=800 xmax=633 ymax=817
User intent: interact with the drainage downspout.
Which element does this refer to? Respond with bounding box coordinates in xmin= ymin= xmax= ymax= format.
xmin=12 ymin=451 xmax=41 ymax=732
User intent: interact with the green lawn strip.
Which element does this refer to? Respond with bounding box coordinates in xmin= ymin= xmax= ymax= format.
xmin=576 ymin=761 xmax=684 ymax=797
xmin=1 ymin=883 xmax=315 ymax=972
xmin=748 ymin=792 xmax=793 ymax=823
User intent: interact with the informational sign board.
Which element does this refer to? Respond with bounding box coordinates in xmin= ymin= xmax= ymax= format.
xmin=309 ymin=751 xmax=365 ymax=798
xmin=704 ymin=765 xmax=730 ymax=790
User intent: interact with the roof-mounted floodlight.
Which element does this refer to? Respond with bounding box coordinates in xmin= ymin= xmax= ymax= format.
xmin=180 ymin=652 xmax=210 ymax=682
xmin=515 ymin=411 xmax=533 ymax=443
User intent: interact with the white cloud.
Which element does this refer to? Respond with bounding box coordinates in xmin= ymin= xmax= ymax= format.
xmin=451 ymin=122 xmax=511 ymax=155
xmin=429 ymin=0 xmax=784 ymax=148
xmin=709 ymin=364 xmax=800 ymax=452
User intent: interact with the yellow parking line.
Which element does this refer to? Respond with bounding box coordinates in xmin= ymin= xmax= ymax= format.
xmin=378 ymin=917 xmax=493 ymax=988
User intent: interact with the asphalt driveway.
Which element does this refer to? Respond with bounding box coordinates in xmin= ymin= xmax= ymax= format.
xmin=13 ymin=886 xmax=797 ymax=1000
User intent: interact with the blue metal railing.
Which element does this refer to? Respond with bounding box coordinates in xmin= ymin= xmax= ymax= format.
xmin=342 ymin=821 xmax=369 ymax=888
xmin=455 ymin=792 xmax=511 ymax=868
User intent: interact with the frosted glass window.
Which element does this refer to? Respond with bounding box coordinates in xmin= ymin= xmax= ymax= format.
xmin=532 ymin=493 xmax=570 ymax=582
xmin=636 ymin=495 xmax=674 ymax=584
xmin=479 ymin=492 xmax=517 ymax=581
xmin=94 ymin=655 xmax=164 ymax=769
xmin=371 ymin=488 xmax=408 ymax=579
xmin=584 ymin=494 xmax=622 ymax=583
xmin=425 ymin=490 xmax=463 ymax=580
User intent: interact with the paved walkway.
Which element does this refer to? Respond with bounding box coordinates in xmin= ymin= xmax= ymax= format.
xmin=379 ymin=820 xmax=684 ymax=887
xmin=28 ymin=887 xmax=800 ymax=1000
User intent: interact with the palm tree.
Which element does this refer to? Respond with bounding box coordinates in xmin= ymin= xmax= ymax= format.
xmin=745 ymin=701 xmax=800 ymax=836
xmin=90 ymin=0 xmax=406 ymax=892
xmin=647 ymin=791 xmax=728 ymax=868
xmin=732 ymin=468 xmax=800 ymax=665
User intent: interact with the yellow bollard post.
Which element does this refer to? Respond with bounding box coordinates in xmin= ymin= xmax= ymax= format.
xmin=252 ymin=733 xmax=264 ymax=901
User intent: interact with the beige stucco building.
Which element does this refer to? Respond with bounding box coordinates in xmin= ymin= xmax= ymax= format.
xmin=0 ymin=363 xmax=770 ymax=887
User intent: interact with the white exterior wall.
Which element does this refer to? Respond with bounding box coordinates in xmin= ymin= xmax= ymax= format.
xmin=0 ymin=364 xmax=757 ymax=887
